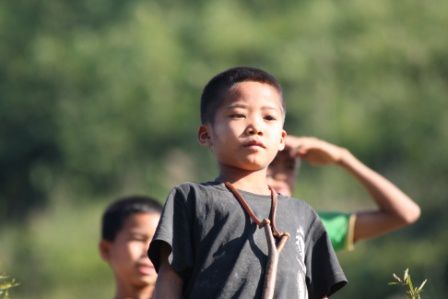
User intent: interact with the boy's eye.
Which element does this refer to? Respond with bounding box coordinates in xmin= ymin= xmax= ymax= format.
xmin=129 ymin=234 xmax=149 ymax=242
xmin=229 ymin=113 xmax=245 ymax=119
xmin=264 ymin=114 xmax=277 ymax=121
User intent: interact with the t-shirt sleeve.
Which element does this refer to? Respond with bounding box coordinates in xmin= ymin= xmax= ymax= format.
xmin=319 ymin=211 xmax=356 ymax=251
xmin=305 ymin=214 xmax=348 ymax=298
xmin=147 ymin=185 xmax=194 ymax=280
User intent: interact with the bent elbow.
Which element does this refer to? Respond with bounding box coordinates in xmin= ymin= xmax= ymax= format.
xmin=402 ymin=204 xmax=421 ymax=225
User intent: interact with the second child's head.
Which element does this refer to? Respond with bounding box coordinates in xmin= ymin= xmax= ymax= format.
xmin=198 ymin=66 xmax=287 ymax=172
xmin=99 ymin=195 xmax=162 ymax=292
xmin=267 ymin=149 xmax=300 ymax=196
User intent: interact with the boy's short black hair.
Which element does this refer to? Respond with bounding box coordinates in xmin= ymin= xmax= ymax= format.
xmin=101 ymin=195 xmax=162 ymax=241
xmin=200 ymin=66 xmax=285 ymax=124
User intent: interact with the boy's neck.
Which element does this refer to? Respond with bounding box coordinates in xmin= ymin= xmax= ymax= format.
xmin=216 ymin=166 xmax=271 ymax=195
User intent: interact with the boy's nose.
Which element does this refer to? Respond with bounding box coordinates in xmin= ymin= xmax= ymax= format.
xmin=246 ymin=117 xmax=263 ymax=135
xmin=247 ymin=126 xmax=261 ymax=135
xmin=142 ymin=244 xmax=150 ymax=257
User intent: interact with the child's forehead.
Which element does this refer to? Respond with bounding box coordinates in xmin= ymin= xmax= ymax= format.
xmin=269 ymin=150 xmax=297 ymax=173
xmin=224 ymin=81 xmax=284 ymax=108
xmin=122 ymin=212 xmax=160 ymax=228
xmin=229 ymin=81 xmax=281 ymax=95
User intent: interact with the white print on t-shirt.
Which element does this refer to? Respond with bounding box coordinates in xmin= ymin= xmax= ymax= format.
xmin=295 ymin=227 xmax=308 ymax=299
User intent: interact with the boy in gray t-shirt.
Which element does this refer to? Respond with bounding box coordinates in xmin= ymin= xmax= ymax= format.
xmin=148 ymin=67 xmax=347 ymax=299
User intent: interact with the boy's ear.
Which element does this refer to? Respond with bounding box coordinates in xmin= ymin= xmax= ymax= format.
xmin=278 ymin=130 xmax=287 ymax=151
xmin=99 ymin=240 xmax=111 ymax=262
xmin=198 ymin=125 xmax=212 ymax=147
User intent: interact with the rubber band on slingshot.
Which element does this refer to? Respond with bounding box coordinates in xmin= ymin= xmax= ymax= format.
xmin=224 ymin=182 xmax=290 ymax=299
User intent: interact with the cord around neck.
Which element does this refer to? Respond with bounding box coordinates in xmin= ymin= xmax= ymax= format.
xmin=224 ymin=182 xmax=283 ymax=239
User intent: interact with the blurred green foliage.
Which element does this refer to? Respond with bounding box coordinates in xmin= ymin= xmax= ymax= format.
xmin=0 ymin=273 xmax=19 ymax=299
xmin=1 ymin=0 xmax=447 ymax=298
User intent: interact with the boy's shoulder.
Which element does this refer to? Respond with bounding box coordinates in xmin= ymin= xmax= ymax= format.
xmin=171 ymin=181 xmax=227 ymax=193
xmin=172 ymin=183 xmax=317 ymax=209
xmin=277 ymin=194 xmax=323 ymax=227
xmin=168 ymin=181 xmax=230 ymax=201
xmin=170 ymin=183 xmax=320 ymax=223
xmin=278 ymin=193 xmax=319 ymax=213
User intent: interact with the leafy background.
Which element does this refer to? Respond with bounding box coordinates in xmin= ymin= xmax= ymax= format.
xmin=1 ymin=0 xmax=447 ymax=298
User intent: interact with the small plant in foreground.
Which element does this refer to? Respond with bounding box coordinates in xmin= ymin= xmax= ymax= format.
xmin=0 ymin=274 xmax=19 ymax=299
xmin=389 ymin=268 xmax=427 ymax=299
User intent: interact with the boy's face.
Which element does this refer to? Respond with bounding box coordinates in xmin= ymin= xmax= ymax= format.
xmin=200 ymin=81 xmax=286 ymax=172
xmin=100 ymin=212 xmax=160 ymax=288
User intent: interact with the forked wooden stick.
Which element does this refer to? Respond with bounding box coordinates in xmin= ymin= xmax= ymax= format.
xmin=224 ymin=182 xmax=290 ymax=299
xmin=259 ymin=219 xmax=290 ymax=299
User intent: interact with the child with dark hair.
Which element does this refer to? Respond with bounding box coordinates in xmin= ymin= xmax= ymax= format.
xmin=99 ymin=195 xmax=162 ymax=299
xmin=148 ymin=66 xmax=347 ymax=299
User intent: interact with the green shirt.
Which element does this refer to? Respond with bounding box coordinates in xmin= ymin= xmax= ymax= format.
xmin=318 ymin=212 xmax=356 ymax=251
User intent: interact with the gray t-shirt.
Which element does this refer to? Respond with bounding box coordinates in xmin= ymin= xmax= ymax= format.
xmin=148 ymin=182 xmax=347 ymax=299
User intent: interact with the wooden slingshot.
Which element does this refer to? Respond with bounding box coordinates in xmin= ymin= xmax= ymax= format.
xmin=225 ymin=182 xmax=290 ymax=299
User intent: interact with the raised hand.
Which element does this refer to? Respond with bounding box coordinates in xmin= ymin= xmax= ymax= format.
xmin=285 ymin=136 xmax=347 ymax=166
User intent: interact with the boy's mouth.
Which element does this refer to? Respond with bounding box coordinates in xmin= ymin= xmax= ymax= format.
xmin=243 ymin=140 xmax=266 ymax=149
xmin=136 ymin=262 xmax=155 ymax=275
